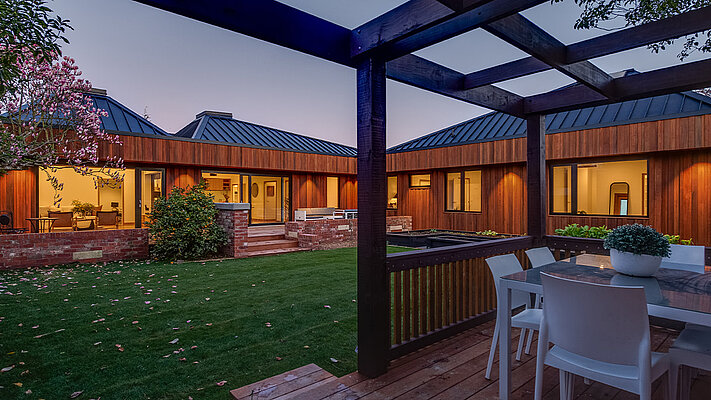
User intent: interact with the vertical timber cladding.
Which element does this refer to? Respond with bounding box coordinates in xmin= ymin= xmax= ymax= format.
xmin=0 ymin=168 xmax=38 ymax=231
xmin=357 ymin=57 xmax=389 ymax=377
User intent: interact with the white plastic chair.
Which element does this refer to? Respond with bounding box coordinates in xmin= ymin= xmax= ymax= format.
xmin=662 ymin=244 xmax=706 ymax=273
xmin=523 ymin=247 xmax=556 ymax=352
xmin=534 ymin=272 xmax=671 ymax=400
xmin=669 ymin=324 xmax=711 ymax=400
xmin=485 ymin=254 xmax=542 ymax=380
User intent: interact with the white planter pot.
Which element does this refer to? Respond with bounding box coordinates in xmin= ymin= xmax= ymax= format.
xmin=609 ymin=248 xmax=662 ymax=277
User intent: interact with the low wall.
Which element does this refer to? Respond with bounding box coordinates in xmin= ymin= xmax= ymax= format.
xmin=0 ymin=229 xmax=149 ymax=269
xmin=215 ymin=203 xmax=250 ymax=258
xmin=286 ymin=216 xmax=413 ymax=250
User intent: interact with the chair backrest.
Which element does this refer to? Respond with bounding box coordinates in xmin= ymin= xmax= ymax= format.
xmin=48 ymin=211 xmax=73 ymax=227
xmin=96 ymin=211 xmax=118 ymax=226
xmin=525 ymin=247 xmax=556 ymax=268
xmin=663 ymin=244 xmax=705 ymax=273
xmin=485 ymin=254 xmax=530 ymax=309
xmin=540 ymin=272 xmax=650 ymax=366
xmin=0 ymin=210 xmax=12 ymax=228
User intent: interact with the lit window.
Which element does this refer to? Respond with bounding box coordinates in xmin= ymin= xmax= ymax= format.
xmin=387 ymin=176 xmax=398 ymax=209
xmin=409 ymin=173 xmax=430 ymax=188
xmin=446 ymin=170 xmax=481 ymax=212
xmin=550 ymin=160 xmax=648 ymax=216
xmin=326 ymin=176 xmax=339 ymax=208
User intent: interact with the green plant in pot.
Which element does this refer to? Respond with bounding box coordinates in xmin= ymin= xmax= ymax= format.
xmin=603 ymin=224 xmax=671 ymax=277
xmin=71 ymin=200 xmax=94 ymax=218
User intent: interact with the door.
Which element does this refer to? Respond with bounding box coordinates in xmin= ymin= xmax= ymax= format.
xmin=264 ymin=181 xmax=277 ymax=221
xmin=135 ymin=168 xmax=165 ymax=228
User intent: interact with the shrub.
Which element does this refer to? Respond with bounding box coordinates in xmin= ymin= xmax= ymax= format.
xmin=554 ymin=224 xmax=611 ymax=239
xmin=603 ymin=224 xmax=670 ymax=257
xmin=146 ymin=181 xmax=227 ymax=261
xmin=664 ymin=234 xmax=694 ymax=245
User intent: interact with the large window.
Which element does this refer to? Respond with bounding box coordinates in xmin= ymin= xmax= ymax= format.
xmin=409 ymin=173 xmax=431 ymax=188
xmin=202 ymin=171 xmax=288 ymax=224
xmin=326 ymin=176 xmax=339 ymax=208
xmin=446 ymin=170 xmax=482 ymax=212
xmin=550 ymin=159 xmax=648 ymax=216
xmin=387 ymin=176 xmax=398 ymax=209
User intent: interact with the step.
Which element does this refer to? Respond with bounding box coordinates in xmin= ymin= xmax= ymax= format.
xmin=230 ymin=363 xmax=333 ymax=400
xmin=245 ymin=247 xmax=309 ymax=258
xmin=247 ymin=239 xmax=299 ymax=252
xmin=247 ymin=234 xmax=286 ymax=242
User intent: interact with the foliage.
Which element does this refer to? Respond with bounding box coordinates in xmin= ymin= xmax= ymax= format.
xmin=664 ymin=234 xmax=694 ymax=245
xmin=697 ymin=87 xmax=711 ymax=97
xmin=554 ymin=223 xmax=611 ymax=239
xmin=475 ymin=229 xmax=499 ymax=236
xmin=603 ymin=223 xmax=671 ymax=257
xmin=146 ymin=181 xmax=227 ymax=261
xmin=0 ymin=47 xmax=124 ymax=205
xmin=555 ymin=0 xmax=711 ymax=60
xmin=70 ymin=200 xmax=94 ymax=216
xmin=0 ymin=0 xmax=72 ymax=95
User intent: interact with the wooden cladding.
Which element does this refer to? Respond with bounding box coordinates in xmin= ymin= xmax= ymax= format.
xmin=0 ymin=169 xmax=38 ymax=231
xmin=387 ymin=114 xmax=711 ymax=172
xmin=102 ymin=135 xmax=356 ymax=174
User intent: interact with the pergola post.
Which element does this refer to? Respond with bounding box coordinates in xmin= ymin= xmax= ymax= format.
xmin=356 ymin=57 xmax=389 ymax=377
xmin=526 ymin=114 xmax=546 ymax=243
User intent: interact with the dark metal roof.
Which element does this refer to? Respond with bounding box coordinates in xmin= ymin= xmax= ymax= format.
xmin=387 ymin=90 xmax=711 ymax=154
xmin=176 ymin=111 xmax=357 ymax=157
xmin=88 ymin=90 xmax=170 ymax=136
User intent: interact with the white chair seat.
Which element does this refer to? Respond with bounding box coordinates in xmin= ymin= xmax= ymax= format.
xmin=670 ymin=324 xmax=711 ymax=399
xmin=512 ymin=308 xmax=542 ymax=330
xmin=672 ymin=325 xmax=711 ymax=355
xmin=546 ymin=346 xmax=669 ymax=393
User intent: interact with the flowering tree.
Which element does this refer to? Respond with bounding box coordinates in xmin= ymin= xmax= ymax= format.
xmin=0 ymin=47 xmax=124 ymax=204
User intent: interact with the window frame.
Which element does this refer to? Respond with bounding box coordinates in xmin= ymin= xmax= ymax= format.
xmin=444 ymin=169 xmax=482 ymax=214
xmin=408 ymin=173 xmax=431 ymax=189
xmin=386 ymin=175 xmax=398 ymax=210
xmin=548 ymin=159 xmax=649 ymax=218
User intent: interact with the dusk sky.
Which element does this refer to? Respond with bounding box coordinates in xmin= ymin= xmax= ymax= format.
xmin=52 ymin=0 xmax=710 ymax=147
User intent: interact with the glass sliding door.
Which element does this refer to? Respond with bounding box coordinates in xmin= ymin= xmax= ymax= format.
xmin=135 ymin=168 xmax=165 ymax=228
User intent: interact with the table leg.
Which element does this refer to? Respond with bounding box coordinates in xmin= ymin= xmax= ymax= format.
xmin=499 ymin=284 xmax=512 ymax=399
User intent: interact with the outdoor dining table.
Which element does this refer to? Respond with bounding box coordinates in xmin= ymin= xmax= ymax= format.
xmin=497 ymin=253 xmax=711 ymax=399
xmin=26 ymin=217 xmax=57 ymax=233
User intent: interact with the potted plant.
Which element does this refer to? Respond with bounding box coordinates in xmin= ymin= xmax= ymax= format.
xmin=603 ymin=224 xmax=671 ymax=277
xmin=71 ymin=200 xmax=95 ymax=218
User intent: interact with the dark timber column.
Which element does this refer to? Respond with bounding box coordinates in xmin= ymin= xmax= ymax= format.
xmin=527 ymin=114 xmax=546 ymax=243
xmin=356 ymin=57 xmax=389 ymax=377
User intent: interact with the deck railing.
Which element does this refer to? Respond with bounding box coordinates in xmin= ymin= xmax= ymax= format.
xmin=386 ymin=236 xmax=534 ymax=359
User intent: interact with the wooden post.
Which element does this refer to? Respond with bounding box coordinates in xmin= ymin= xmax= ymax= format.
xmin=526 ymin=114 xmax=546 ymax=243
xmin=356 ymin=57 xmax=389 ymax=377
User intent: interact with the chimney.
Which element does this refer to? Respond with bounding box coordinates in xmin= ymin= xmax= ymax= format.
xmin=196 ymin=110 xmax=233 ymax=119
xmin=87 ymin=87 xmax=107 ymax=96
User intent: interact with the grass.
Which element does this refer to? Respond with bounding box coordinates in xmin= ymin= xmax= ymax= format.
xmin=0 ymin=246 xmax=412 ymax=399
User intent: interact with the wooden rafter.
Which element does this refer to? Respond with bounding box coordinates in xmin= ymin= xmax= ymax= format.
xmin=484 ymin=14 xmax=615 ymax=97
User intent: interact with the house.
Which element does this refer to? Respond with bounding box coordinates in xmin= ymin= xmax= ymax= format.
xmin=385 ymin=77 xmax=711 ymax=246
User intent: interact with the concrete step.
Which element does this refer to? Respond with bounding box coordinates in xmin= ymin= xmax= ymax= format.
xmin=247 ymin=234 xmax=286 ymax=242
xmin=247 ymin=239 xmax=299 ymax=252
xmin=245 ymin=247 xmax=308 ymax=258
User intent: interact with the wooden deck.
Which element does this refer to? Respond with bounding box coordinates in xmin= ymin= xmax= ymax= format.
xmin=231 ymin=320 xmax=711 ymax=399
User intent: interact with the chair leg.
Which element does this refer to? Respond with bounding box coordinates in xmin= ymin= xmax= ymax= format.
xmin=670 ymin=362 xmax=679 ymax=400
xmin=485 ymin=322 xmax=499 ymax=380
xmin=559 ymin=370 xmax=574 ymax=400
xmin=525 ymin=327 xmax=535 ymax=355
xmin=679 ymin=365 xmax=691 ymax=400
xmin=516 ymin=328 xmax=526 ymax=361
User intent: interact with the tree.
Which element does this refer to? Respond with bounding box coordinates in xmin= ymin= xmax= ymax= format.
xmin=557 ymin=0 xmax=711 ymax=60
xmin=0 ymin=47 xmax=124 ymax=204
xmin=0 ymin=0 xmax=72 ymax=95
xmin=697 ymin=87 xmax=711 ymax=97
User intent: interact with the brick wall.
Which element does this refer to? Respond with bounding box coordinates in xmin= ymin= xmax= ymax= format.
xmin=0 ymin=229 xmax=149 ymax=269
xmin=215 ymin=203 xmax=250 ymax=258
xmin=285 ymin=216 xmax=412 ymax=250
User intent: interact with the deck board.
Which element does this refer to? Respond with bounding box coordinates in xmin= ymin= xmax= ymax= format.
xmin=231 ymin=321 xmax=711 ymax=399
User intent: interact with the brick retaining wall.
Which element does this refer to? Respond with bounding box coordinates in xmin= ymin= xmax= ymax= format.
xmin=215 ymin=203 xmax=250 ymax=258
xmin=0 ymin=229 xmax=149 ymax=269
xmin=285 ymin=216 xmax=413 ymax=250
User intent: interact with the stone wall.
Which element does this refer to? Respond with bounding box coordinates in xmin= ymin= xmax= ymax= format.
xmin=0 ymin=229 xmax=149 ymax=269
xmin=214 ymin=203 xmax=250 ymax=258
xmin=285 ymin=216 xmax=412 ymax=250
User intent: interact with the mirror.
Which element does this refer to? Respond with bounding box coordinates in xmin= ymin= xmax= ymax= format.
xmin=609 ymin=182 xmax=630 ymax=215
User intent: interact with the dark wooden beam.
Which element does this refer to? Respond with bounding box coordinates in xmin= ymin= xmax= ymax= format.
xmin=526 ymin=114 xmax=546 ymax=242
xmin=464 ymin=7 xmax=711 ymax=90
xmin=386 ymin=55 xmax=524 ymax=116
xmin=351 ymin=0 xmax=547 ymax=60
xmin=525 ymin=58 xmax=711 ymax=114
xmin=133 ymin=0 xmax=353 ymax=66
xmin=356 ymin=57 xmax=389 ymax=378
xmin=484 ymin=14 xmax=615 ymax=97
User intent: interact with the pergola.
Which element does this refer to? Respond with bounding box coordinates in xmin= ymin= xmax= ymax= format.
xmin=135 ymin=0 xmax=711 ymax=392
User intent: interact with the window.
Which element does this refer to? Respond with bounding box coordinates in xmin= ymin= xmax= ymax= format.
xmin=326 ymin=176 xmax=339 ymax=208
xmin=387 ymin=176 xmax=398 ymax=209
xmin=550 ymin=159 xmax=648 ymax=216
xmin=409 ymin=173 xmax=431 ymax=188
xmin=446 ymin=170 xmax=482 ymax=212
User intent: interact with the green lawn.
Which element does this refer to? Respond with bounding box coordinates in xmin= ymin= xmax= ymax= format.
xmin=0 ymin=246 xmax=412 ymax=399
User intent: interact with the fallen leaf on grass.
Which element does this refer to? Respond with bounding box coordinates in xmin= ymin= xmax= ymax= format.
xmin=216 ymin=381 xmax=227 ymax=386
xmin=275 ymin=357 xmax=282 ymax=361
xmin=169 ymin=338 xmax=179 ymax=344
xmin=70 ymin=390 xmax=83 ymax=398
xmin=330 ymin=358 xmax=339 ymax=363
xmin=1 ymin=365 xmax=14 ymax=372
